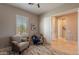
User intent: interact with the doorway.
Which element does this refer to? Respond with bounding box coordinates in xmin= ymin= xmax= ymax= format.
xmin=51 ymin=12 xmax=77 ymax=41
xmin=51 ymin=16 xmax=67 ymax=40
xmin=57 ymin=16 xmax=67 ymax=39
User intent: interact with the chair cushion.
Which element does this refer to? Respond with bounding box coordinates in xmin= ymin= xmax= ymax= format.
xmin=11 ymin=35 xmax=22 ymax=43
xmin=18 ymin=42 xmax=29 ymax=51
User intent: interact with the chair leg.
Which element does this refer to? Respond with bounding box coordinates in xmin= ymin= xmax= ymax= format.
xmin=19 ymin=51 xmax=21 ymax=55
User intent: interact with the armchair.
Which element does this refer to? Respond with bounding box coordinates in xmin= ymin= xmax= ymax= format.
xmin=10 ymin=35 xmax=29 ymax=54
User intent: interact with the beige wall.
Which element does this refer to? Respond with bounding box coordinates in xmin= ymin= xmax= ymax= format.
xmin=78 ymin=9 xmax=79 ymax=54
xmin=0 ymin=4 xmax=39 ymax=48
xmin=66 ymin=13 xmax=77 ymax=41
xmin=51 ymin=16 xmax=58 ymax=40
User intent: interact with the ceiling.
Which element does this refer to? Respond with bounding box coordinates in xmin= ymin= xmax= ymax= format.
xmin=8 ymin=3 xmax=64 ymax=15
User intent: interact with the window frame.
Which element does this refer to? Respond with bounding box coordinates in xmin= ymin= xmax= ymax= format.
xmin=16 ymin=15 xmax=29 ymax=35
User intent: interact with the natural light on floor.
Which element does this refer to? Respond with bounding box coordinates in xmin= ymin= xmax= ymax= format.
xmin=51 ymin=38 xmax=77 ymax=54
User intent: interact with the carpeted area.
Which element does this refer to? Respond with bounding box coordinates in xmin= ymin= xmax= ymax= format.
xmin=22 ymin=45 xmax=54 ymax=55
xmin=0 ymin=44 xmax=55 ymax=55
xmin=0 ymin=47 xmax=11 ymax=55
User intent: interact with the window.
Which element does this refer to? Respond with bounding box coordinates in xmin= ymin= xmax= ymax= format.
xmin=16 ymin=15 xmax=28 ymax=35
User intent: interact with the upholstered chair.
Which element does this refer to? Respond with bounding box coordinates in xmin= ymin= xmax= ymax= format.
xmin=10 ymin=35 xmax=30 ymax=54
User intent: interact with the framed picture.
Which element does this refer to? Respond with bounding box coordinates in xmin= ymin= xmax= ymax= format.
xmin=31 ymin=24 xmax=36 ymax=31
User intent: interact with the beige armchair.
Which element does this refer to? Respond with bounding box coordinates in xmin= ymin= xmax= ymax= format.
xmin=10 ymin=35 xmax=29 ymax=54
